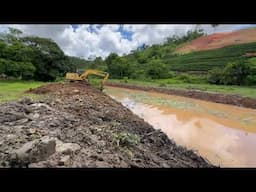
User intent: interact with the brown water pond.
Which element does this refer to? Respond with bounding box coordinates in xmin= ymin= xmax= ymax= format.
xmin=105 ymin=86 xmax=256 ymax=167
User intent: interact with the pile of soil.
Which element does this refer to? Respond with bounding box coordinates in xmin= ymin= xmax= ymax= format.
xmin=106 ymin=82 xmax=256 ymax=109
xmin=0 ymin=81 xmax=213 ymax=167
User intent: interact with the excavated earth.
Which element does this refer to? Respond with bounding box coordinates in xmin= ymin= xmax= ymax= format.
xmin=0 ymin=81 xmax=214 ymax=168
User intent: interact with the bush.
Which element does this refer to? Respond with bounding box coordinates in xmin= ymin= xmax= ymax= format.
xmin=245 ymin=75 xmax=256 ymax=85
xmin=159 ymin=83 xmax=167 ymax=87
xmin=175 ymin=73 xmax=192 ymax=83
xmin=123 ymin=76 xmax=129 ymax=83
xmin=167 ymin=71 xmax=176 ymax=78
xmin=208 ymin=60 xmax=252 ymax=85
xmin=221 ymin=60 xmax=251 ymax=85
xmin=207 ymin=68 xmax=223 ymax=84
xmin=146 ymin=60 xmax=172 ymax=79
xmin=175 ymin=73 xmax=207 ymax=83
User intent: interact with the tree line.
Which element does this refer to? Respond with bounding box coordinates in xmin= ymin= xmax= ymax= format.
xmin=0 ymin=28 xmax=82 ymax=81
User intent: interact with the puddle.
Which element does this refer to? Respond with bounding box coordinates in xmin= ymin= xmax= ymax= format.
xmin=105 ymin=86 xmax=256 ymax=167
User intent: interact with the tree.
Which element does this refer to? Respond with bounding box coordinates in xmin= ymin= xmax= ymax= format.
xmin=0 ymin=58 xmax=8 ymax=74
xmin=21 ymin=36 xmax=67 ymax=81
xmin=146 ymin=60 xmax=170 ymax=79
xmin=0 ymin=28 xmax=80 ymax=81
xmin=207 ymin=68 xmax=223 ymax=84
xmin=90 ymin=57 xmax=104 ymax=69
xmin=19 ymin=62 xmax=36 ymax=79
xmin=8 ymin=27 xmax=22 ymax=37
xmin=136 ymin=52 xmax=148 ymax=64
xmin=106 ymin=54 xmax=135 ymax=79
xmin=222 ymin=60 xmax=251 ymax=85
xmin=105 ymin=53 xmax=119 ymax=66
xmin=208 ymin=60 xmax=251 ymax=85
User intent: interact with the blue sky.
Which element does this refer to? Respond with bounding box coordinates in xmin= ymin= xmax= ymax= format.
xmin=71 ymin=24 xmax=133 ymax=41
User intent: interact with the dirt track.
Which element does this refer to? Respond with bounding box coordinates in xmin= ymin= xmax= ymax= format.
xmin=0 ymin=82 xmax=213 ymax=167
xmin=106 ymin=82 xmax=256 ymax=109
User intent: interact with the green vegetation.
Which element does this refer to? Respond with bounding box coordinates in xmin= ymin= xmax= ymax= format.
xmin=0 ymin=27 xmax=88 ymax=81
xmin=164 ymin=42 xmax=256 ymax=72
xmin=112 ymin=132 xmax=140 ymax=147
xmin=0 ymin=80 xmax=46 ymax=103
xmin=208 ymin=59 xmax=254 ymax=85
xmin=102 ymin=29 xmax=206 ymax=79
xmin=98 ymin=27 xmax=256 ymax=93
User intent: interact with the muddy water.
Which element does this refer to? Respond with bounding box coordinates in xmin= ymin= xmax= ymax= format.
xmin=105 ymin=86 xmax=256 ymax=167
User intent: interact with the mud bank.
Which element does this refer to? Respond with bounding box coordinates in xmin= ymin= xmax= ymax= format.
xmin=0 ymin=82 xmax=213 ymax=168
xmin=106 ymin=82 xmax=256 ymax=109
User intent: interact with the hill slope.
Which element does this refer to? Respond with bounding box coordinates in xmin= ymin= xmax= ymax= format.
xmin=165 ymin=42 xmax=256 ymax=72
xmin=176 ymin=27 xmax=256 ymax=54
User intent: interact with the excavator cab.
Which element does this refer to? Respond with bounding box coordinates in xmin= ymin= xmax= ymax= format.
xmin=65 ymin=69 xmax=109 ymax=90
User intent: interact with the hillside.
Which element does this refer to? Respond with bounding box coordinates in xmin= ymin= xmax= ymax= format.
xmin=176 ymin=27 xmax=256 ymax=54
xmin=165 ymin=42 xmax=256 ymax=72
xmin=100 ymin=27 xmax=256 ymax=77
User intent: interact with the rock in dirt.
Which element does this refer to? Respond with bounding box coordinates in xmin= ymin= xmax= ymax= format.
xmin=58 ymin=155 xmax=70 ymax=166
xmin=19 ymin=97 xmax=33 ymax=105
xmin=55 ymin=140 xmax=81 ymax=155
xmin=9 ymin=136 xmax=56 ymax=167
xmin=72 ymin=89 xmax=80 ymax=94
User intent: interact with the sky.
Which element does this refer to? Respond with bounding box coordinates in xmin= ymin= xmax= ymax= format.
xmin=0 ymin=24 xmax=255 ymax=59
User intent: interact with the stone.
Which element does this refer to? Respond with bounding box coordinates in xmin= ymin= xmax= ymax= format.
xmin=58 ymin=155 xmax=70 ymax=166
xmin=11 ymin=136 xmax=56 ymax=165
xmin=55 ymin=140 xmax=81 ymax=155
xmin=161 ymin=162 xmax=170 ymax=168
xmin=32 ymin=113 xmax=40 ymax=119
xmin=19 ymin=98 xmax=33 ymax=105
xmin=15 ymin=118 xmax=29 ymax=125
xmin=73 ymin=89 xmax=80 ymax=94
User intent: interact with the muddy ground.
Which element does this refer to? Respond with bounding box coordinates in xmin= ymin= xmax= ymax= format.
xmin=106 ymin=82 xmax=256 ymax=109
xmin=0 ymin=82 xmax=213 ymax=168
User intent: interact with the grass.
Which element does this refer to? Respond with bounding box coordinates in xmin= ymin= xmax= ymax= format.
xmin=0 ymin=80 xmax=46 ymax=103
xmin=108 ymin=79 xmax=256 ymax=99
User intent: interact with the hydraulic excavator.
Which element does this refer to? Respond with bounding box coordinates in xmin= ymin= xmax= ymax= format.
xmin=65 ymin=69 xmax=109 ymax=90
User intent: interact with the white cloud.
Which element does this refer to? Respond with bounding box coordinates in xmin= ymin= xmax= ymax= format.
xmin=0 ymin=24 xmax=253 ymax=59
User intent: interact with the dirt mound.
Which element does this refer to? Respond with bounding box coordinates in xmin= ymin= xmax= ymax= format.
xmin=106 ymin=82 xmax=256 ymax=109
xmin=26 ymin=81 xmax=90 ymax=95
xmin=0 ymin=82 xmax=213 ymax=167
xmin=177 ymin=27 xmax=256 ymax=53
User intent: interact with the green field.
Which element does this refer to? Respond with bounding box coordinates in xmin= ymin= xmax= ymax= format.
xmin=164 ymin=42 xmax=256 ymax=72
xmin=0 ymin=80 xmax=46 ymax=103
xmin=109 ymin=79 xmax=256 ymax=99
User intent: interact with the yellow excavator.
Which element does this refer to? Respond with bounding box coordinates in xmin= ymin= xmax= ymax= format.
xmin=65 ymin=69 xmax=109 ymax=90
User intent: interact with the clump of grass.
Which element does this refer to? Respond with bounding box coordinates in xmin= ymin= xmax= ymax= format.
xmin=123 ymin=77 xmax=129 ymax=83
xmin=112 ymin=132 xmax=140 ymax=148
xmin=159 ymin=83 xmax=167 ymax=87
